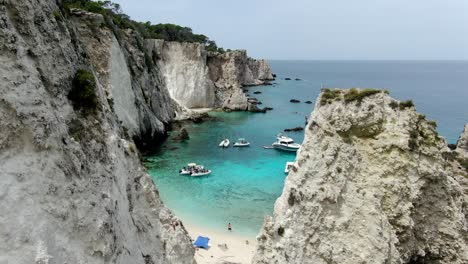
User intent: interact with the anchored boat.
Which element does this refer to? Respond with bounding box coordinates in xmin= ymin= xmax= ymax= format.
xmin=233 ymin=138 xmax=250 ymax=147
xmin=179 ymin=163 xmax=211 ymax=177
xmin=219 ymin=138 xmax=230 ymax=148
xmin=272 ymin=134 xmax=301 ymax=152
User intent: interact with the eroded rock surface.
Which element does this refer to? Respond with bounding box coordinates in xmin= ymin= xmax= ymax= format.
xmin=0 ymin=1 xmax=193 ymax=263
xmin=456 ymin=124 xmax=468 ymax=158
xmin=254 ymin=89 xmax=468 ymax=264
xmin=147 ymin=39 xmax=273 ymax=112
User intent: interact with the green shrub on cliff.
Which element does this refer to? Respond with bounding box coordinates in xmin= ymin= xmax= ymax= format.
xmin=320 ymin=89 xmax=341 ymax=105
xmin=399 ymin=100 xmax=414 ymax=110
xmin=344 ymin=88 xmax=381 ymax=103
xmin=68 ymin=69 xmax=97 ymax=108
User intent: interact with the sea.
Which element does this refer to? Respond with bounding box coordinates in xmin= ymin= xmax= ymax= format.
xmin=144 ymin=60 xmax=468 ymax=237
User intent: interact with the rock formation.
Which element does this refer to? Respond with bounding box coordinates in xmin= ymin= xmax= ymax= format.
xmin=146 ymin=40 xmax=216 ymax=109
xmin=0 ymin=1 xmax=193 ymax=263
xmin=456 ymin=124 xmax=468 ymax=158
xmin=147 ymin=39 xmax=274 ymax=113
xmin=254 ymin=89 xmax=468 ymax=264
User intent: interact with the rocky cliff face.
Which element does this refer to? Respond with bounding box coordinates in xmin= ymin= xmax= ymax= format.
xmin=456 ymin=124 xmax=468 ymax=158
xmin=254 ymin=90 xmax=468 ymax=264
xmin=146 ymin=39 xmax=216 ymax=109
xmin=207 ymin=50 xmax=273 ymax=110
xmin=0 ymin=1 xmax=193 ymax=263
xmin=147 ymin=39 xmax=274 ymax=112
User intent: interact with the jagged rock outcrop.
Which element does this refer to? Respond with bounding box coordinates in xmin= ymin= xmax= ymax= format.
xmin=0 ymin=1 xmax=193 ymax=263
xmin=147 ymin=39 xmax=273 ymax=112
xmin=254 ymin=89 xmax=468 ymax=264
xmin=207 ymin=50 xmax=273 ymax=110
xmin=456 ymin=124 xmax=468 ymax=158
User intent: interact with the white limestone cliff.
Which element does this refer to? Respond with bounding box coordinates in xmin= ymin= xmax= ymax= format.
xmin=0 ymin=2 xmax=193 ymax=263
xmin=147 ymin=39 xmax=274 ymax=113
xmin=456 ymin=124 xmax=468 ymax=158
xmin=147 ymin=39 xmax=216 ymax=109
xmin=253 ymin=89 xmax=468 ymax=264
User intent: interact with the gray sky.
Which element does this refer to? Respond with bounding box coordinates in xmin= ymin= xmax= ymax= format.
xmin=112 ymin=0 xmax=468 ymax=60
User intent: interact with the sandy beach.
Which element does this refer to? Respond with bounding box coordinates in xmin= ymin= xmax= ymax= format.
xmin=183 ymin=222 xmax=257 ymax=264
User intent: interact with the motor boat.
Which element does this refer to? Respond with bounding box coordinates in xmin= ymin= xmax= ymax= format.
xmin=219 ymin=138 xmax=230 ymax=148
xmin=284 ymin=161 xmax=295 ymax=174
xmin=179 ymin=163 xmax=203 ymax=175
xmin=272 ymin=134 xmax=301 ymax=152
xmin=233 ymin=138 xmax=250 ymax=147
xmin=179 ymin=163 xmax=211 ymax=177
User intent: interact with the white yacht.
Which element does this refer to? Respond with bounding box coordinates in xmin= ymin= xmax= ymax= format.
xmin=284 ymin=161 xmax=295 ymax=173
xmin=219 ymin=138 xmax=230 ymax=148
xmin=272 ymin=134 xmax=301 ymax=152
xmin=233 ymin=138 xmax=250 ymax=147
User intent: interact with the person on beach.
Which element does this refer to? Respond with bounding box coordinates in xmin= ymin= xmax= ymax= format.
xmin=228 ymin=223 xmax=232 ymax=231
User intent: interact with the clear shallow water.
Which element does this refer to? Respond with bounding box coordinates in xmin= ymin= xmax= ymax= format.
xmin=145 ymin=60 xmax=468 ymax=236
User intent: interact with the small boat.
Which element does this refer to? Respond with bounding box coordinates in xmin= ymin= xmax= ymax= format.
xmin=179 ymin=163 xmax=211 ymax=177
xmin=219 ymin=138 xmax=230 ymax=148
xmin=179 ymin=163 xmax=203 ymax=175
xmin=263 ymin=146 xmax=274 ymax=149
xmin=284 ymin=162 xmax=294 ymax=174
xmin=233 ymin=138 xmax=250 ymax=147
xmin=272 ymin=134 xmax=301 ymax=152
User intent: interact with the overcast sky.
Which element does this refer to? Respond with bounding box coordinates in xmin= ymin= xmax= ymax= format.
xmin=111 ymin=0 xmax=468 ymax=60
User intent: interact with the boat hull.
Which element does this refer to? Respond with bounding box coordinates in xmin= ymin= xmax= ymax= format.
xmin=272 ymin=143 xmax=300 ymax=152
xmin=234 ymin=143 xmax=250 ymax=147
xmin=191 ymin=170 xmax=212 ymax=177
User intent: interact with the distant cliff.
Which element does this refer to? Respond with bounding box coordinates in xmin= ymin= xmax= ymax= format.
xmin=254 ymin=89 xmax=468 ymax=264
xmin=146 ymin=39 xmax=274 ymax=114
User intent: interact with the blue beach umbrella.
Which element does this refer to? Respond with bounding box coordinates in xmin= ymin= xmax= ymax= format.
xmin=193 ymin=236 xmax=210 ymax=249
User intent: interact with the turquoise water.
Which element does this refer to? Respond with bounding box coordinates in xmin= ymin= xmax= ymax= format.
xmin=145 ymin=61 xmax=468 ymax=236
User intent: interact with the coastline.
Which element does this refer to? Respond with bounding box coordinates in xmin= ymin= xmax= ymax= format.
xmin=183 ymin=221 xmax=257 ymax=264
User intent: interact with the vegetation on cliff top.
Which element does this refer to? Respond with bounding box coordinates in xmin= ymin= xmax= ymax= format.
xmin=61 ymin=0 xmax=226 ymax=53
xmin=344 ymin=88 xmax=385 ymax=103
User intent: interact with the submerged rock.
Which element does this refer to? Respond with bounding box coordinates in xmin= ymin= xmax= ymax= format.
xmin=283 ymin=127 xmax=304 ymax=132
xmin=285 ymin=78 xmax=291 ymax=80
xmin=305 ymin=100 xmax=313 ymax=104
xmin=254 ymin=89 xmax=468 ymax=264
xmin=253 ymin=91 xmax=262 ymax=94
xmin=173 ymin=128 xmax=190 ymax=141
xmin=289 ymin=99 xmax=300 ymax=103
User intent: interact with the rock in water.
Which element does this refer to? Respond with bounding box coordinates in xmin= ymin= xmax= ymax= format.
xmin=283 ymin=127 xmax=304 ymax=132
xmin=254 ymin=89 xmax=468 ymax=264
xmin=174 ymin=128 xmax=190 ymax=141
xmin=305 ymin=100 xmax=313 ymax=104
xmin=289 ymin=99 xmax=300 ymax=103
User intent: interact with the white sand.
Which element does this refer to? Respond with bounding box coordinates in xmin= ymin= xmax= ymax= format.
xmin=183 ymin=222 xmax=257 ymax=264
